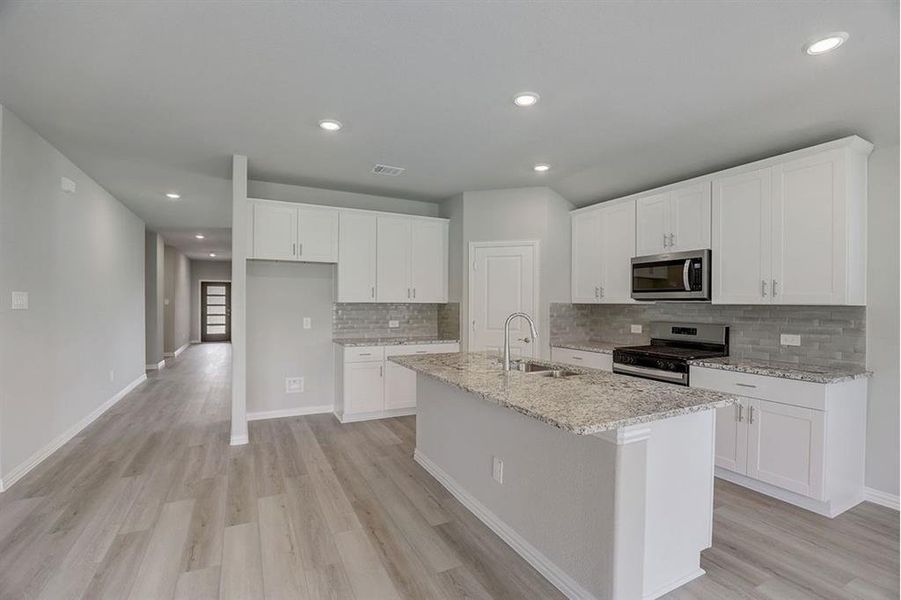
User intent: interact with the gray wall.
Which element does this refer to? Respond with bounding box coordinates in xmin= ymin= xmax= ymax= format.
xmin=0 ymin=106 xmax=145 ymax=482
xmin=246 ymin=262 xmax=336 ymax=416
xmin=144 ymin=231 xmax=164 ymax=366
xmin=163 ymin=245 xmax=191 ymax=354
xmin=441 ymin=187 xmax=574 ymax=359
xmin=864 ymin=144 xmax=899 ymax=496
xmin=190 ymin=259 xmax=232 ymax=342
xmin=247 ymin=180 xmax=440 ymax=217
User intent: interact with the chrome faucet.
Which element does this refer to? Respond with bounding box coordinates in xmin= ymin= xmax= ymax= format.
xmin=503 ymin=312 xmax=539 ymax=371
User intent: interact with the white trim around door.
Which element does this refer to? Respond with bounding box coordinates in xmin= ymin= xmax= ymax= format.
xmin=467 ymin=240 xmax=540 ymax=357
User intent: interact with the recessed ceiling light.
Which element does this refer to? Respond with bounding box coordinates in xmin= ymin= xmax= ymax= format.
xmin=195 ymin=234 xmax=205 ymax=240
xmin=533 ymin=163 xmax=551 ymax=173
xmin=513 ymin=92 xmax=540 ymax=107
xmin=165 ymin=192 xmax=181 ymax=199
xmin=319 ymin=119 xmax=343 ymax=131
xmin=805 ymin=32 xmax=849 ymax=55
xmin=209 ymin=253 xmax=216 ymax=258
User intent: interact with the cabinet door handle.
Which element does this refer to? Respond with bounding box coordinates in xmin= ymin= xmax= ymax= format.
xmin=599 ymin=286 xmax=604 ymax=298
xmin=299 ymin=243 xmax=303 ymax=256
xmin=594 ymin=286 xmax=599 ymax=299
xmin=735 ymin=382 xmax=757 ymax=388
xmin=371 ymin=286 xmax=375 ymax=299
xmin=663 ymin=233 xmax=668 ymax=248
xmin=772 ymin=280 xmax=778 ymax=297
xmin=670 ymin=233 xmax=676 ymax=247
xmin=748 ymin=406 xmax=755 ymax=424
xmin=736 ymin=403 xmax=743 ymax=422
xmin=292 ymin=242 xmax=296 ymax=256
xmin=407 ymin=288 xmax=411 ymax=299
xmin=379 ymin=365 xmax=383 ymax=377
xmin=412 ymin=288 xmax=416 ymax=299
xmin=571 ymin=355 xmax=583 ymax=360
xmin=761 ymin=280 xmax=768 ymax=297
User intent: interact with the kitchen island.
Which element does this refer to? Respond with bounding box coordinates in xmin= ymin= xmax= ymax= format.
xmin=390 ymin=351 xmax=736 ymax=600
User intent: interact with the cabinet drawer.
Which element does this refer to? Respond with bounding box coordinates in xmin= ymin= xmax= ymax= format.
xmin=551 ymin=347 xmax=613 ymax=371
xmin=385 ymin=343 xmax=459 ymax=357
xmin=343 ymin=346 xmax=385 ymax=363
xmin=691 ymin=366 xmax=825 ymax=411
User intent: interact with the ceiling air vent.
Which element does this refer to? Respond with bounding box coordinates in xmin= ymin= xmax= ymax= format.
xmin=371 ymin=164 xmax=405 ymax=176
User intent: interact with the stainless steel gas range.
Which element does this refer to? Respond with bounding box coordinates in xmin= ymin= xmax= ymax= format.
xmin=612 ymin=322 xmax=729 ymax=386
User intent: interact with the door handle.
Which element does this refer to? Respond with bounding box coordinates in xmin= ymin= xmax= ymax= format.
xmin=682 ymin=259 xmax=691 ymax=291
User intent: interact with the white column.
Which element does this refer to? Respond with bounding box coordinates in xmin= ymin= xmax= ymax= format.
xmin=230 ymin=154 xmax=249 ymax=445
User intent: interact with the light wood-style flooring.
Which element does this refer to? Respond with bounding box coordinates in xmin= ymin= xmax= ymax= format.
xmin=0 ymin=343 xmax=896 ymax=599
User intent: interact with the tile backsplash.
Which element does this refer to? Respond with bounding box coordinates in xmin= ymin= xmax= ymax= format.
xmin=550 ymin=303 xmax=866 ymax=368
xmin=333 ymin=302 xmax=460 ymax=340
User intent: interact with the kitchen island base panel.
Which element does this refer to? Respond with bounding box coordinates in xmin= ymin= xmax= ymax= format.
xmin=415 ymin=375 xmax=715 ymax=600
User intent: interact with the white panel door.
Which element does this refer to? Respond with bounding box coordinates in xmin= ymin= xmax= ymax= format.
xmin=771 ymin=150 xmax=845 ymax=304
xmin=746 ymin=399 xmax=825 ymax=500
xmin=470 ymin=243 xmax=537 ymax=358
xmin=571 ymin=211 xmax=603 ymax=303
xmin=384 ymin=363 xmax=417 ymax=410
xmin=714 ymin=401 xmax=748 ymax=474
xmin=712 ymin=168 xmax=772 ymax=304
xmin=344 ymin=362 xmax=385 ymax=414
xmin=599 ymin=200 xmax=636 ymax=303
xmin=376 ymin=216 xmax=413 ymax=302
xmin=252 ymin=202 xmax=297 ymax=260
xmin=410 ymin=219 xmax=448 ymax=303
xmin=337 ymin=212 xmax=377 ymax=302
xmin=635 ymin=192 xmax=670 ymax=256
xmin=297 ymin=206 xmax=339 ymax=263
xmin=669 ymin=182 xmax=711 ymax=252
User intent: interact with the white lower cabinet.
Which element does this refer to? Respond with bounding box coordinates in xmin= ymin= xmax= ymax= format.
xmin=336 ymin=342 xmax=459 ymax=422
xmin=693 ymin=366 xmax=866 ymax=517
xmin=550 ymin=347 xmax=613 ymax=371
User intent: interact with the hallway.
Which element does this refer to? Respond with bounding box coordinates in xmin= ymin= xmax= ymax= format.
xmin=0 ymin=344 xmax=896 ymax=599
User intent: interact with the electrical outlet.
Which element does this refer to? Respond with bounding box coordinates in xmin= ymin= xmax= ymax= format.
xmin=388 ymin=320 xmax=400 ymax=328
xmin=492 ymin=456 xmax=504 ymax=484
xmin=303 ymin=317 xmax=311 ymax=329
xmin=109 ymin=370 xmax=115 ymax=383
xmin=780 ymin=334 xmax=801 ymax=347
xmin=285 ymin=377 xmax=304 ymax=393
xmin=60 ymin=176 xmax=76 ymax=193
xmin=631 ymin=324 xmax=642 ymax=334
xmin=11 ymin=291 xmax=28 ymax=310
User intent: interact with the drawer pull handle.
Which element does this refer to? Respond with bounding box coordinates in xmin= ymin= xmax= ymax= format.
xmin=735 ymin=383 xmax=757 ymax=388
xmin=415 ymin=351 xmax=428 ymax=354
xmin=571 ymin=356 xmax=583 ymax=360
xmin=359 ymin=353 xmax=372 ymax=356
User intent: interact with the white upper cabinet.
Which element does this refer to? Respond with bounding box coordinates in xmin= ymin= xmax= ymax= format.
xmin=712 ymin=139 xmax=870 ymax=306
xmin=410 ymin=218 xmax=449 ymax=303
xmin=571 ymin=199 xmax=635 ymax=304
xmin=377 ymin=215 xmax=413 ymax=302
xmin=337 ymin=211 xmax=377 ymax=302
xmin=712 ymin=168 xmax=773 ymax=304
xmin=250 ymin=199 xmax=338 ymax=263
xmin=296 ymin=206 xmax=339 ymax=262
xmin=253 ymin=201 xmax=297 ymax=261
xmin=571 ymin=210 xmax=604 ymax=303
xmin=636 ymin=183 xmax=710 ymax=256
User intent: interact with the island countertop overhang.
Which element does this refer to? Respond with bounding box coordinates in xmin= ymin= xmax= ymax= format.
xmin=391 ymin=351 xmax=737 ymax=435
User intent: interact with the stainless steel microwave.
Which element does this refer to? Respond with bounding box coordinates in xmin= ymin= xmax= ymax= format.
xmin=631 ymin=249 xmax=711 ymax=301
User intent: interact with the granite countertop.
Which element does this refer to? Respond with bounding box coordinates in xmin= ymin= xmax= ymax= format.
xmin=390 ymin=351 xmax=736 ymax=435
xmin=688 ymin=357 xmax=871 ymax=384
xmin=333 ymin=336 xmax=460 ymax=347
xmin=551 ymin=340 xmax=618 ymax=354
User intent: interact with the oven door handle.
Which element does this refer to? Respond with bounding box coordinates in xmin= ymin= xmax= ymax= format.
xmin=683 ymin=259 xmax=691 ymax=291
xmin=613 ymin=363 xmax=687 ymax=383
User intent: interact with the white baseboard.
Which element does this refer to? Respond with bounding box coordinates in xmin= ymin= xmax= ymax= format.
xmin=864 ymin=487 xmax=900 ymax=510
xmin=230 ymin=434 xmax=249 ymax=446
xmin=163 ymin=342 xmax=190 ymax=359
xmin=145 ymin=359 xmax=166 ymax=371
xmin=0 ymin=372 xmax=147 ymax=493
xmin=247 ymin=405 xmax=333 ymax=421
xmin=336 ymin=407 xmax=416 ymax=423
xmin=643 ymin=568 xmax=705 ymax=600
xmin=414 ymin=449 xmax=597 ymax=600
xmin=190 ymin=339 xmax=201 ymax=344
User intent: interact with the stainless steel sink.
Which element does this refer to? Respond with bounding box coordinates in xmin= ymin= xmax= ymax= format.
xmin=510 ymin=361 xmax=578 ymax=378
xmin=535 ymin=369 xmax=578 ymax=378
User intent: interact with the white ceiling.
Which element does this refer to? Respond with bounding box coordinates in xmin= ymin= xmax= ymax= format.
xmin=0 ymin=1 xmax=897 ymax=256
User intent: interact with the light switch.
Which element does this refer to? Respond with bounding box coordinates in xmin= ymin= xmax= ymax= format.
xmin=631 ymin=324 xmax=642 ymax=334
xmin=492 ymin=456 xmax=504 ymax=484
xmin=285 ymin=377 xmax=304 ymax=393
xmin=303 ymin=317 xmax=311 ymax=329
xmin=11 ymin=291 xmax=28 ymax=310
xmin=780 ymin=334 xmax=801 ymax=347
xmin=60 ymin=177 xmax=76 ymax=193
xmin=164 ymin=298 xmax=170 ymax=306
